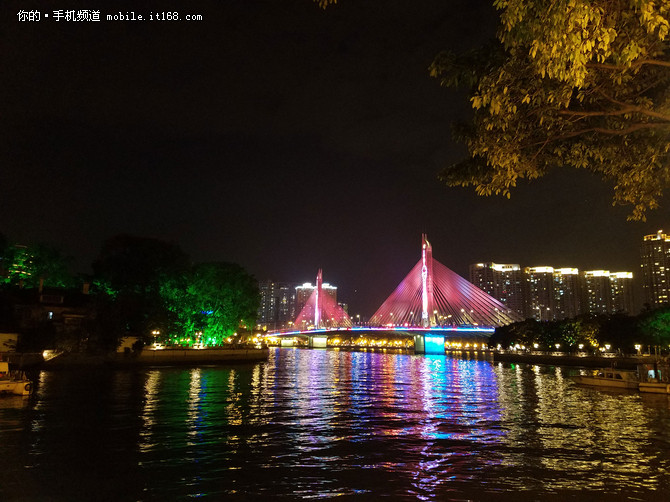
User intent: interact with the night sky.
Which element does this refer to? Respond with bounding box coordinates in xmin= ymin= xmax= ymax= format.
xmin=3 ymin=0 xmax=668 ymax=316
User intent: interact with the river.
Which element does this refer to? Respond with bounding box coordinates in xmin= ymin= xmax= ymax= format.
xmin=1 ymin=348 xmax=669 ymax=500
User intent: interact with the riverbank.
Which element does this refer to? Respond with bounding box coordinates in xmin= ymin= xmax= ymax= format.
xmin=2 ymin=347 xmax=270 ymax=369
xmin=3 ymin=347 xmax=661 ymax=370
xmin=121 ymin=347 xmax=270 ymax=366
xmin=492 ymin=351 xmax=656 ymax=369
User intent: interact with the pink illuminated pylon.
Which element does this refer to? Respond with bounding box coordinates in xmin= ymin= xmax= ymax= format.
xmin=293 ymin=270 xmax=352 ymax=329
xmin=370 ymin=235 xmax=522 ymax=328
xmin=315 ymin=269 xmax=323 ymax=329
xmin=421 ymin=234 xmax=434 ymax=327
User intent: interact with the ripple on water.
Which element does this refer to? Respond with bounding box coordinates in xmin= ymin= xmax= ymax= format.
xmin=0 ymin=350 xmax=669 ymax=500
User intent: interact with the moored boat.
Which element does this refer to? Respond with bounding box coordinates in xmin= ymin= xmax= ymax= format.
xmin=571 ymin=368 xmax=639 ymax=390
xmin=638 ymin=360 xmax=670 ymax=394
xmin=639 ymin=381 xmax=670 ymax=394
xmin=0 ymin=361 xmax=33 ymax=396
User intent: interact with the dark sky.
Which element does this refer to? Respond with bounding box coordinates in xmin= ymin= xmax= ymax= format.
xmin=2 ymin=0 xmax=668 ymax=315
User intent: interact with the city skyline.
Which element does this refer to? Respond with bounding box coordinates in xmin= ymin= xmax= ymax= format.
xmin=4 ymin=0 xmax=670 ymax=317
xmin=258 ymin=259 xmax=638 ymax=326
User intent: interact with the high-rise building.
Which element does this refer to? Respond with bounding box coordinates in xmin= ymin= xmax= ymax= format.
xmin=472 ymin=259 xmax=636 ymax=320
xmin=553 ymin=268 xmax=581 ymax=319
xmin=525 ymin=266 xmax=555 ymax=321
xmin=609 ymin=272 xmax=635 ymax=314
xmin=469 ymin=263 xmax=496 ymax=295
xmin=640 ymin=230 xmax=670 ymax=307
xmin=581 ymin=270 xmax=636 ymax=315
xmin=469 ymin=263 xmax=525 ymax=318
xmin=582 ymin=270 xmax=611 ymax=314
xmin=257 ymin=280 xmax=297 ymax=331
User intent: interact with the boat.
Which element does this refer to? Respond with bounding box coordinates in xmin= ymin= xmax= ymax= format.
xmin=638 ymin=361 xmax=670 ymax=394
xmin=639 ymin=381 xmax=670 ymax=394
xmin=0 ymin=361 xmax=33 ymax=396
xmin=571 ymin=368 xmax=639 ymax=390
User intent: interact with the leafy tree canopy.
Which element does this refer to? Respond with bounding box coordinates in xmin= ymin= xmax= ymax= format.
xmin=314 ymin=0 xmax=337 ymax=8
xmin=0 ymin=232 xmax=7 ymax=277
xmin=492 ymin=310 xmax=670 ymax=352
xmin=1 ymin=243 xmax=74 ymax=289
xmin=637 ymin=305 xmax=670 ymax=345
xmin=161 ymin=262 xmax=259 ymax=345
xmin=431 ymin=0 xmax=670 ymax=220
xmin=90 ymin=235 xmax=190 ymax=344
xmin=92 ymin=234 xmax=190 ymax=295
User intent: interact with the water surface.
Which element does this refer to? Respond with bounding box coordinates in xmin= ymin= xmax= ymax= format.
xmin=1 ymin=348 xmax=669 ymax=500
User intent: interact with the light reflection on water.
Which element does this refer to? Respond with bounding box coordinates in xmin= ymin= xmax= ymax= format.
xmin=1 ymin=349 xmax=669 ymax=500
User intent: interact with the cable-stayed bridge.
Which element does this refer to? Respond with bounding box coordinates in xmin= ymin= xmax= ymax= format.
xmin=274 ymin=235 xmax=521 ymax=354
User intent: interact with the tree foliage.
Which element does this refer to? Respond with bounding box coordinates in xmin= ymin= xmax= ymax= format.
xmin=1 ymin=243 xmax=74 ymax=289
xmin=492 ymin=309 xmax=670 ymax=351
xmin=637 ymin=305 xmax=670 ymax=345
xmin=431 ymin=0 xmax=670 ymax=220
xmin=492 ymin=317 xmax=598 ymax=349
xmin=92 ymin=234 xmax=190 ymax=296
xmin=314 ymin=0 xmax=337 ymax=8
xmin=91 ymin=235 xmax=191 ymax=343
xmin=160 ymin=262 xmax=259 ymax=345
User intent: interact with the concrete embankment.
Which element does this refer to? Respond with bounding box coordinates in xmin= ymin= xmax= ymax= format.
xmin=125 ymin=347 xmax=270 ymax=366
xmin=34 ymin=347 xmax=270 ymax=368
xmin=492 ymin=352 xmax=652 ymax=369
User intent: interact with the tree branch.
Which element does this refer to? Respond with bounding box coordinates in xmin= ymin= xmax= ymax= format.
xmin=558 ymin=107 xmax=637 ymax=118
xmin=527 ymin=122 xmax=668 ymax=148
xmin=596 ymin=90 xmax=670 ymax=121
xmin=588 ymin=123 xmax=668 ymax=134
xmin=586 ymin=58 xmax=670 ymax=71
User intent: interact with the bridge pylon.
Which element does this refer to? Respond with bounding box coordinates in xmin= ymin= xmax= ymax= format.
xmin=420 ymin=233 xmax=434 ymax=328
xmin=368 ymin=234 xmax=522 ymax=353
xmin=293 ymin=270 xmax=352 ymax=330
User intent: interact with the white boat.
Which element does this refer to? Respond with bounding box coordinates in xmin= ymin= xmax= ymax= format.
xmin=0 ymin=361 xmax=33 ymax=396
xmin=571 ymin=368 xmax=639 ymax=390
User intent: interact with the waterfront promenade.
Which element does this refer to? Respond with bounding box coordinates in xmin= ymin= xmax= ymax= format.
xmin=490 ymin=350 xmax=662 ymax=369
